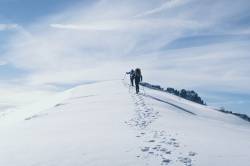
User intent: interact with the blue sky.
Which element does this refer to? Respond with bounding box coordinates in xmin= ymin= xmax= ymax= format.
xmin=0 ymin=0 xmax=91 ymax=23
xmin=0 ymin=0 xmax=250 ymax=115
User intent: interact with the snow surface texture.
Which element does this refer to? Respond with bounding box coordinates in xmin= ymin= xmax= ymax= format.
xmin=0 ymin=80 xmax=249 ymax=166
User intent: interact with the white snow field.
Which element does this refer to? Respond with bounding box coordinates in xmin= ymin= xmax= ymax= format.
xmin=0 ymin=80 xmax=249 ymax=166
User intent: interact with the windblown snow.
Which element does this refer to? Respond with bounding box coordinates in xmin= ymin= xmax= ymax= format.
xmin=0 ymin=80 xmax=249 ymax=166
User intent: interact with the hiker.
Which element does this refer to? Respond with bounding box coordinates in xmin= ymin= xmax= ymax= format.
xmin=134 ymin=68 xmax=143 ymax=94
xmin=126 ymin=69 xmax=135 ymax=86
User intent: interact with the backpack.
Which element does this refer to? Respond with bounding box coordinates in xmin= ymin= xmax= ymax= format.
xmin=135 ymin=68 xmax=141 ymax=77
xmin=130 ymin=70 xmax=135 ymax=78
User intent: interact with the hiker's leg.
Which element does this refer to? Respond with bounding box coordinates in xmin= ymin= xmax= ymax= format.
xmin=130 ymin=78 xmax=134 ymax=86
xmin=136 ymin=83 xmax=139 ymax=94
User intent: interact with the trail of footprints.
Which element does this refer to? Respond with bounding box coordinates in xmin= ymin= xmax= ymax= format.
xmin=125 ymin=93 xmax=159 ymax=129
xmin=136 ymin=130 xmax=196 ymax=166
xmin=125 ymin=88 xmax=197 ymax=166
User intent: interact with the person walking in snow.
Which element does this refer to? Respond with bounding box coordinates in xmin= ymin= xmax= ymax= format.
xmin=134 ymin=68 xmax=143 ymax=94
xmin=126 ymin=69 xmax=135 ymax=86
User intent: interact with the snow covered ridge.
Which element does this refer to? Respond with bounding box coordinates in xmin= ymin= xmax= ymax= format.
xmin=140 ymin=82 xmax=250 ymax=123
xmin=0 ymin=80 xmax=250 ymax=166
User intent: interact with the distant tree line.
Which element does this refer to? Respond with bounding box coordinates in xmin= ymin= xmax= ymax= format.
xmin=140 ymin=82 xmax=206 ymax=105
xmin=218 ymin=107 xmax=250 ymax=122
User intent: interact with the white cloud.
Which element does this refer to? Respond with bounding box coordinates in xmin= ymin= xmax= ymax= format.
xmin=0 ymin=61 xmax=7 ymax=66
xmin=50 ymin=18 xmax=205 ymax=32
xmin=0 ymin=24 xmax=19 ymax=31
xmin=135 ymin=0 xmax=192 ymax=18
xmin=2 ymin=0 xmax=250 ymax=96
xmin=50 ymin=23 xmax=120 ymax=31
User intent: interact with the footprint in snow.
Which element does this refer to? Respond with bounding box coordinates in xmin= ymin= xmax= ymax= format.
xmin=178 ymin=157 xmax=192 ymax=166
xmin=188 ymin=151 xmax=197 ymax=157
xmin=161 ymin=159 xmax=171 ymax=165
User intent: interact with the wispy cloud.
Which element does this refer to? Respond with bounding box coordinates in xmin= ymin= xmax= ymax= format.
xmin=2 ymin=0 xmax=250 ymax=95
xmin=50 ymin=23 xmax=120 ymax=31
xmin=0 ymin=24 xmax=19 ymax=31
xmin=0 ymin=61 xmax=7 ymax=66
xmin=50 ymin=18 xmax=205 ymax=32
xmin=135 ymin=0 xmax=192 ymax=18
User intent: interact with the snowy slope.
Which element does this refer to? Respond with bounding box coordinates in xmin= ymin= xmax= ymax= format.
xmin=0 ymin=80 xmax=249 ymax=166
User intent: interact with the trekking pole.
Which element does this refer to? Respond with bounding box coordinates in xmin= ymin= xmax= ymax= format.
xmin=122 ymin=73 xmax=126 ymax=80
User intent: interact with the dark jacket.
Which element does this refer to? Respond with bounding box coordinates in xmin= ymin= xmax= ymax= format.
xmin=135 ymin=74 xmax=142 ymax=83
xmin=126 ymin=70 xmax=135 ymax=79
